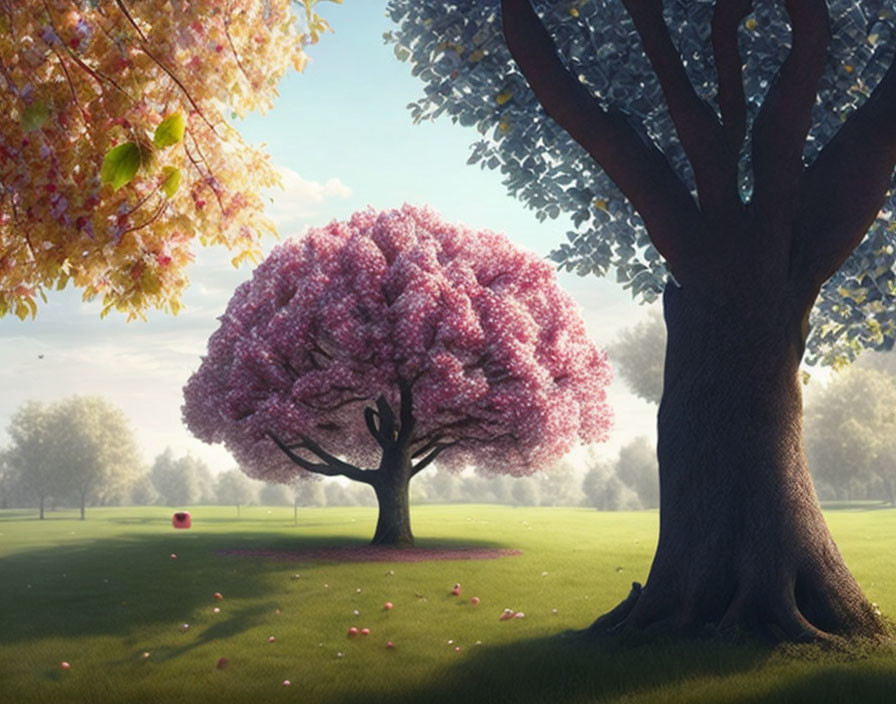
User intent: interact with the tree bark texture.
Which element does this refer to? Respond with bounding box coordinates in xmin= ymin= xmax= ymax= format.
xmin=501 ymin=0 xmax=896 ymax=643
xmin=588 ymin=280 xmax=885 ymax=642
xmin=370 ymin=449 xmax=414 ymax=547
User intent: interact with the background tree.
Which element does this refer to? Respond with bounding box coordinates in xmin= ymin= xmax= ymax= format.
xmin=4 ymin=401 xmax=56 ymax=518
xmin=387 ymin=0 xmax=896 ymax=641
xmin=149 ymin=448 xmax=198 ymax=507
xmin=582 ymin=459 xmax=640 ymax=511
xmin=0 ymin=0 xmax=340 ymax=320
xmin=608 ymin=311 xmax=666 ymax=405
xmin=614 ymin=436 xmax=659 ymax=509
xmin=324 ymin=481 xmax=358 ymax=507
xmin=0 ymin=449 xmax=14 ymax=509
xmin=511 ymin=476 xmax=539 ymax=506
xmin=530 ymin=459 xmax=580 ymax=506
xmin=215 ymin=468 xmax=257 ymax=516
xmin=183 ymin=205 xmax=613 ymax=546
xmin=50 ymin=396 xmax=140 ymax=519
xmin=128 ymin=472 xmax=159 ymax=506
xmin=294 ymin=480 xmax=327 ymax=508
xmin=424 ymin=469 xmax=463 ymax=504
xmin=805 ymin=367 xmax=896 ymax=501
xmin=259 ymin=482 xmax=294 ymax=507
xmin=871 ymin=433 xmax=896 ymax=505
xmin=180 ymin=454 xmax=216 ymax=504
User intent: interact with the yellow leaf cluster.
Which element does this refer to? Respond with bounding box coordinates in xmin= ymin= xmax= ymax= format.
xmin=0 ymin=0 xmax=335 ymax=320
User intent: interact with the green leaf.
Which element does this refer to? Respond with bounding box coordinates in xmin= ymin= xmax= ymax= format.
xmin=22 ymin=101 xmax=50 ymax=132
xmin=161 ymin=166 xmax=182 ymax=198
xmin=153 ymin=113 xmax=185 ymax=149
xmin=101 ymin=142 xmax=141 ymax=190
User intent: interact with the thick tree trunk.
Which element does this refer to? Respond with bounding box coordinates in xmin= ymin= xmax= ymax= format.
xmin=370 ymin=451 xmax=414 ymax=547
xmin=39 ymin=495 xmax=44 ymax=520
xmin=589 ymin=282 xmax=887 ymax=643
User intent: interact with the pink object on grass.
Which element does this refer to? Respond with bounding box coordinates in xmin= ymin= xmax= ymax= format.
xmin=172 ymin=511 xmax=192 ymax=529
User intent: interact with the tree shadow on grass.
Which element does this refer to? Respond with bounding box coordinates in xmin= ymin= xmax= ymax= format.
xmin=0 ymin=531 xmax=291 ymax=645
xmin=340 ymin=632 xmax=896 ymax=704
xmin=0 ymin=530 xmax=515 ymax=646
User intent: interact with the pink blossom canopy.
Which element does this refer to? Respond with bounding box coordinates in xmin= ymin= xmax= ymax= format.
xmin=182 ymin=205 xmax=612 ymax=483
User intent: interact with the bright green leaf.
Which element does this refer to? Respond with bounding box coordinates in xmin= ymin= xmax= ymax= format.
xmin=22 ymin=101 xmax=50 ymax=132
xmin=153 ymin=113 xmax=185 ymax=149
xmin=161 ymin=166 xmax=182 ymax=198
xmin=101 ymin=142 xmax=141 ymax=190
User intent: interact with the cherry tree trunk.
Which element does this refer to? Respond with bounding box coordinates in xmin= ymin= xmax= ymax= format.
xmin=590 ymin=280 xmax=887 ymax=642
xmin=370 ymin=452 xmax=414 ymax=547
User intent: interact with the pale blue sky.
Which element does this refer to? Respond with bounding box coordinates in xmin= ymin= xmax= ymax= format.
xmin=0 ymin=1 xmax=659 ymax=474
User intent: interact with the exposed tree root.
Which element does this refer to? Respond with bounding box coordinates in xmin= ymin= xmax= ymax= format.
xmin=582 ymin=574 xmax=892 ymax=648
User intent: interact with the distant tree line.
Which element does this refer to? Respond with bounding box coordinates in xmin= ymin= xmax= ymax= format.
xmin=0 ymin=397 xmax=140 ymax=519
xmin=8 ymin=350 xmax=891 ymax=515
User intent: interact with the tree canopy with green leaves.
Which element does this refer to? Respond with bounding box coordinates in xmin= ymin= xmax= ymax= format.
xmin=1 ymin=0 xmax=340 ymax=320
xmin=386 ymin=0 xmax=896 ymax=366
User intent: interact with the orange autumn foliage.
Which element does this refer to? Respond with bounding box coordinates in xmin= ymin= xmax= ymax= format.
xmin=0 ymin=0 xmax=341 ymax=320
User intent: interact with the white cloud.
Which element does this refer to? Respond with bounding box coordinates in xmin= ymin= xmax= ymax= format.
xmin=265 ymin=167 xmax=352 ymax=233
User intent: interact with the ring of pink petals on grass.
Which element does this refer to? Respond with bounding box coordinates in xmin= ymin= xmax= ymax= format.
xmin=214 ymin=547 xmax=522 ymax=562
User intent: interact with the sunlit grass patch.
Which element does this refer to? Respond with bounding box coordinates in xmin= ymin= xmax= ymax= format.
xmin=0 ymin=504 xmax=894 ymax=703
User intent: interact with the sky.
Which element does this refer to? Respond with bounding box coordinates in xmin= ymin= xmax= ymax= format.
xmin=0 ymin=1 xmax=664 ymax=475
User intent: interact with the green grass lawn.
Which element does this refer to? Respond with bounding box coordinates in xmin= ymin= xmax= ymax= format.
xmin=1 ymin=504 xmax=895 ymax=703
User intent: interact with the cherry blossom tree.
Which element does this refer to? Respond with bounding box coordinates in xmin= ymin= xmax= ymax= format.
xmin=0 ymin=0 xmax=340 ymax=320
xmin=183 ymin=205 xmax=612 ymax=546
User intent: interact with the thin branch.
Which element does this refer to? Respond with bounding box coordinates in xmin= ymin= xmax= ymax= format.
xmin=711 ymin=0 xmax=753 ymax=153
xmin=621 ymin=0 xmax=739 ymax=218
xmin=411 ymin=434 xmax=447 ymax=459
xmin=119 ymin=197 xmax=168 ymax=237
xmin=376 ymin=395 xmax=397 ymax=442
xmin=751 ymin=0 xmax=830 ymax=215
xmin=267 ymin=432 xmax=374 ymax=484
xmin=396 ymin=377 xmax=415 ymax=446
xmin=114 ymin=0 xmax=218 ymax=133
xmin=301 ymin=393 xmax=369 ymax=413
xmin=500 ymin=0 xmax=703 ymax=283
xmin=411 ymin=443 xmax=455 ymax=477
xmin=223 ymin=19 xmax=251 ymax=83
xmin=364 ymin=407 xmax=388 ymax=449
xmin=186 ymin=132 xmax=226 ymax=215
xmin=42 ymin=0 xmax=132 ymax=100
xmin=795 ymin=54 xmax=896 ymax=293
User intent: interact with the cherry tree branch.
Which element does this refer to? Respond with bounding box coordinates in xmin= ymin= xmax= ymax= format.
xmin=501 ymin=0 xmax=703 ymax=282
xmin=375 ymin=395 xmax=396 ymax=442
xmin=396 ymin=377 xmax=416 ymax=446
xmin=364 ymin=407 xmax=388 ymax=449
xmin=711 ymin=0 xmax=753 ymax=152
xmin=795 ymin=55 xmax=896 ymax=292
xmin=411 ymin=433 xmax=448 ymax=459
xmin=751 ymin=0 xmax=830 ymax=215
xmin=267 ymin=432 xmax=374 ymax=484
xmin=621 ymin=0 xmax=739 ymax=216
xmin=411 ymin=442 xmax=455 ymax=477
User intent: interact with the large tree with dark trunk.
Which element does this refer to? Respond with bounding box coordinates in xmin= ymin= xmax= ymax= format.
xmin=386 ymin=1 xmax=896 ymax=641
xmin=182 ymin=205 xmax=612 ymax=547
